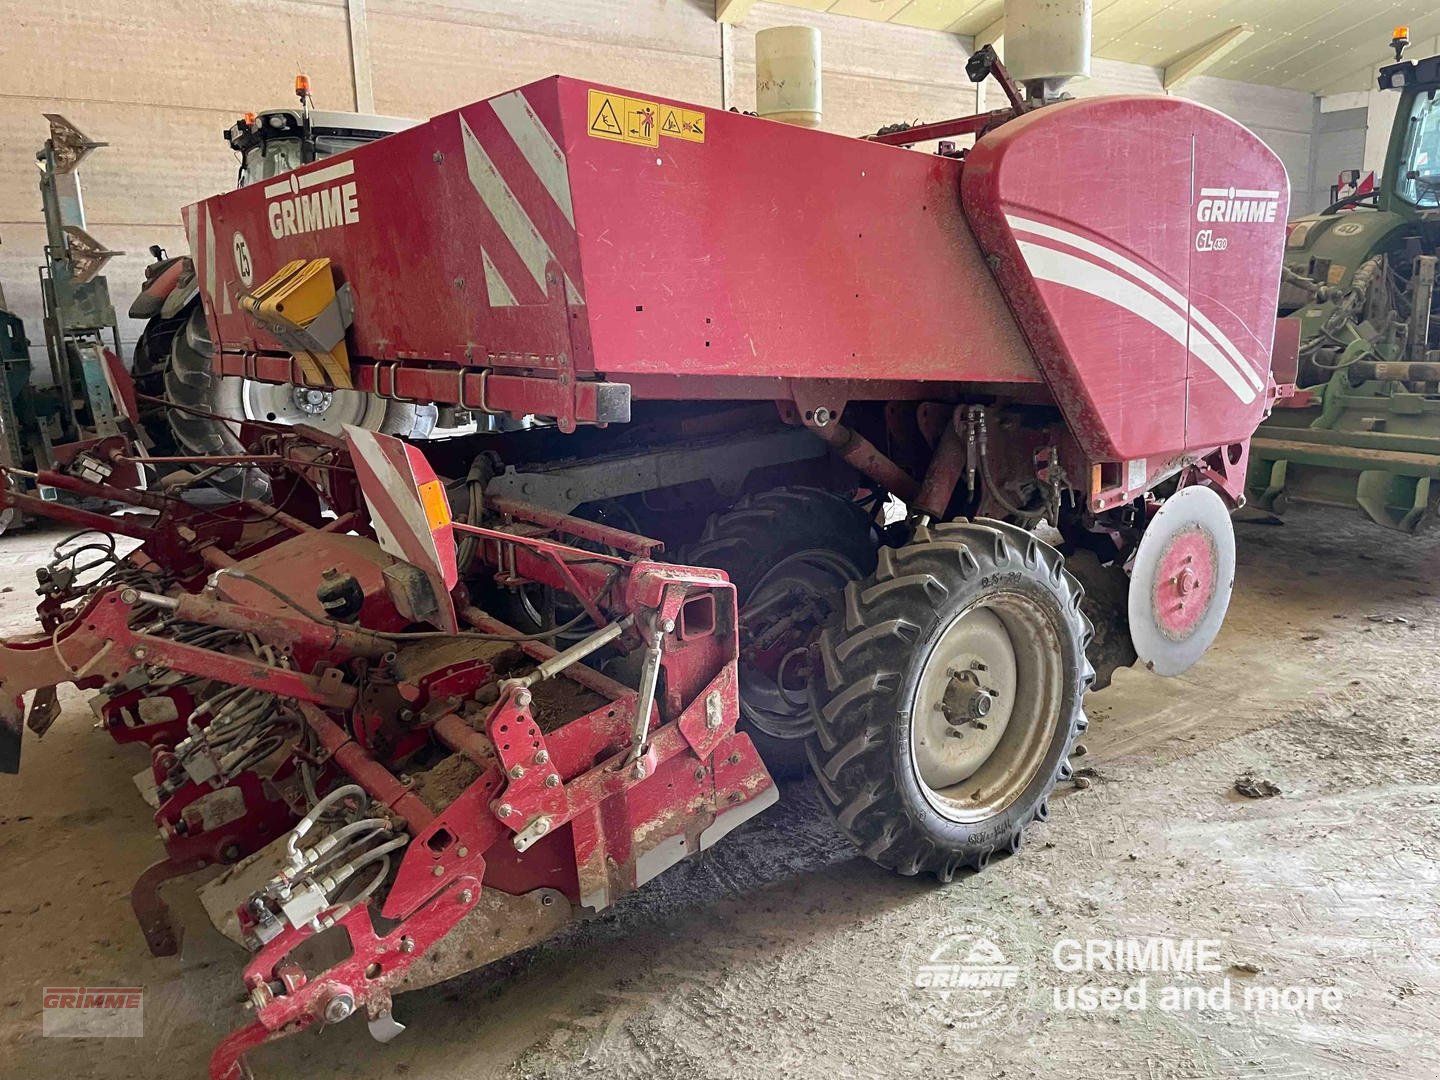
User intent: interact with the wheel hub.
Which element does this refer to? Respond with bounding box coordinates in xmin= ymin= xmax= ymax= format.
xmin=909 ymin=586 xmax=1063 ymax=826
xmin=738 ymin=549 xmax=862 ymax=739
xmin=291 ymin=385 xmax=335 ymax=416
xmin=240 ymin=379 xmax=380 ymax=436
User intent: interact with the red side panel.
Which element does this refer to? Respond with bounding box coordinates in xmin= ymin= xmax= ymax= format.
xmin=962 ymin=96 xmax=1288 ymax=462
xmin=187 ymin=76 xmax=1041 ymax=392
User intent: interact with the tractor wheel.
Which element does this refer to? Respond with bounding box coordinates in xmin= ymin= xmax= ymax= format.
xmin=132 ymin=299 xmax=430 ymax=498
xmin=807 ymin=518 xmax=1092 ymax=879
xmin=684 ymin=487 xmax=878 ymax=775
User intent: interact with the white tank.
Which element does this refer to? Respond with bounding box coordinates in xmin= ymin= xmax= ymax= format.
xmin=1006 ymin=0 xmax=1091 ymax=98
xmin=756 ymin=26 xmax=822 ymax=129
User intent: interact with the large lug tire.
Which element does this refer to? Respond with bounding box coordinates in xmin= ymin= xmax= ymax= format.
xmin=807 ymin=518 xmax=1092 ymax=879
xmin=684 ymin=486 xmax=879 ymax=775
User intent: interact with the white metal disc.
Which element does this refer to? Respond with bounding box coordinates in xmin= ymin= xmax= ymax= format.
xmin=1127 ymin=485 xmax=1236 ymax=677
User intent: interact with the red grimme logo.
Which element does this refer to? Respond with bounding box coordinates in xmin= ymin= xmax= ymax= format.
xmin=43 ymin=987 xmax=143 ymax=1009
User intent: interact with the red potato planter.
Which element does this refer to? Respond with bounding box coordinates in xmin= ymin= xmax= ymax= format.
xmin=0 ymin=55 xmax=1289 ymax=1078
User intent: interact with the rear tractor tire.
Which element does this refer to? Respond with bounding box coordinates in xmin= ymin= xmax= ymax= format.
xmin=132 ymin=298 xmax=431 ymax=500
xmin=807 ymin=519 xmax=1092 ymax=879
xmin=684 ymin=487 xmax=879 ymax=775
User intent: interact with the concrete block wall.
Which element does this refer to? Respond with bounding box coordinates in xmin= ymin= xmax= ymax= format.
xmin=1 ymin=0 xmax=1317 ymax=380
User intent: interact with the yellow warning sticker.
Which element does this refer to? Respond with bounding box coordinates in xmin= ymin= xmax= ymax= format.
xmin=587 ymin=90 xmax=625 ymax=141
xmin=588 ymin=89 xmax=661 ymax=147
xmin=589 ymin=89 xmax=703 ymax=147
xmin=622 ymin=98 xmax=659 ymax=147
xmin=658 ymin=107 xmax=706 ymax=143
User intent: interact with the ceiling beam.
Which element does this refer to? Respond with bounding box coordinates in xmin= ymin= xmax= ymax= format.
xmin=1163 ymin=24 xmax=1255 ymax=92
xmin=716 ymin=0 xmax=760 ymax=24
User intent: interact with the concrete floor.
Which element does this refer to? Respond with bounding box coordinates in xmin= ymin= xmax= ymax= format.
xmin=0 ymin=506 xmax=1436 ymax=1080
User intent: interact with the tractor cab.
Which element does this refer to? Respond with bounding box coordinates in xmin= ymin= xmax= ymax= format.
xmin=1383 ymin=53 xmax=1440 ymax=214
xmin=224 ymin=74 xmax=414 ymax=189
xmin=226 ymin=107 xmax=414 ymax=188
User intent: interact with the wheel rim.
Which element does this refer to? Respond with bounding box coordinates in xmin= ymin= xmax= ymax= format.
xmin=240 ymin=379 xmax=382 ymax=435
xmin=739 ymin=548 xmax=863 ymax=739
xmin=909 ymin=592 xmax=1063 ymax=824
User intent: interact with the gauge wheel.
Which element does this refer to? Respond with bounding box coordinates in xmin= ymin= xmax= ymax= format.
xmin=684 ymin=487 xmax=879 ymax=775
xmin=807 ymin=518 xmax=1092 ymax=879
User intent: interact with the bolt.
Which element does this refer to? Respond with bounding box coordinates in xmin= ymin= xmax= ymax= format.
xmin=497 ymin=803 xmax=515 ymax=818
xmin=631 ymin=761 xmax=647 ymax=780
xmin=515 ymin=689 xmax=532 ymax=709
xmin=727 ymin=752 xmax=741 ymax=765
xmin=131 ymin=645 xmax=148 ymax=661
xmin=453 ymin=276 xmax=465 ymax=289
xmin=533 ymin=749 xmax=549 ymax=765
xmin=541 ymin=893 xmax=555 ymax=907
xmin=321 ymin=991 xmax=354 ymax=1024
xmin=399 ymin=936 xmax=415 ymax=953
xmin=533 ymin=816 xmax=551 ymax=835
xmin=459 ymin=888 xmax=474 ymax=904
xmin=694 ymin=767 xmax=706 ymax=781
xmin=457 ymin=846 xmax=468 ymax=858
xmin=248 ymin=986 xmax=269 ymax=1011
xmin=812 ymin=407 xmax=833 ymax=426
xmin=119 ymin=588 xmax=138 ymax=605
xmin=221 ymin=843 xmax=241 ymax=863
xmin=544 ymin=773 xmax=560 ymax=788
xmin=432 ymin=864 xmax=445 ymax=877
xmin=509 ymin=763 xmax=526 ymax=779
xmin=432 ymin=150 xmax=444 ymax=163
xmin=662 ymin=617 xmax=676 ymax=633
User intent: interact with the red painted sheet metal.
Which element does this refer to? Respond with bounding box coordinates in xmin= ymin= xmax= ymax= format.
xmin=553 ymin=79 xmax=1039 ymax=385
xmin=186 ymin=76 xmax=1040 ymax=393
xmin=962 ymin=96 xmax=1288 ymax=461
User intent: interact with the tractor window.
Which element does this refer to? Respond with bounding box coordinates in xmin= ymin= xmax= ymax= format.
xmin=242 ymin=137 xmax=304 ymax=184
xmin=313 ymin=134 xmax=371 ymax=158
xmin=1396 ymin=90 xmax=1440 ymax=208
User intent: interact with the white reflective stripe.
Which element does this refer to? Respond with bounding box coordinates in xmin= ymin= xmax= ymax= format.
xmin=1006 ymin=214 xmax=1262 ymax=392
xmin=299 ymin=159 xmax=354 ymax=189
xmin=1016 ymin=241 xmax=1257 ymax=405
xmin=565 ymin=274 xmax=585 ymax=307
xmin=460 ymin=114 xmax=555 ymax=292
xmin=1200 ymin=187 xmax=1279 ymax=199
xmin=482 ymin=248 xmax=518 ymax=307
xmin=345 ymin=426 xmax=443 ymax=574
xmin=203 ymin=206 xmax=219 ymax=309
xmin=489 ymin=91 xmax=575 ymax=227
xmin=183 ymin=205 xmax=200 ymax=263
xmin=262 ymin=160 xmax=354 ymax=199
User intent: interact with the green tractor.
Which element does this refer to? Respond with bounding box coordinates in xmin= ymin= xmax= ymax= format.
xmin=1250 ymin=34 xmax=1440 ymax=532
